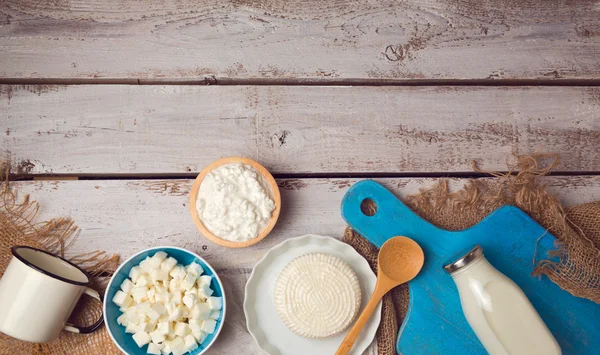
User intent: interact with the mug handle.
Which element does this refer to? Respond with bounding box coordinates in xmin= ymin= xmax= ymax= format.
xmin=64 ymin=288 xmax=104 ymax=334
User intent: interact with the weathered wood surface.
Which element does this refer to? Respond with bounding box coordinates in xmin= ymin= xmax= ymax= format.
xmin=13 ymin=176 xmax=600 ymax=269
xmin=3 ymin=85 xmax=600 ymax=175
xmin=1 ymin=0 xmax=600 ymax=80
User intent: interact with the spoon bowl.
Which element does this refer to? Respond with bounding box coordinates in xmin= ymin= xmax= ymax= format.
xmin=335 ymin=236 xmax=424 ymax=355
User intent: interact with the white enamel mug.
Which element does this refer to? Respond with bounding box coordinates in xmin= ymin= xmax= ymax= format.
xmin=0 ymin=246 xmax=104 ymax=343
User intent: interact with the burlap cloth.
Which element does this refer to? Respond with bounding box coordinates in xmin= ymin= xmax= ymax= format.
xmin=343 ymin=154 xmax=600 ymax=355
xmin=0 ymin=166 xmax=121 ymax=354
xmin=1 ymin=154 xmax=599 ymax=354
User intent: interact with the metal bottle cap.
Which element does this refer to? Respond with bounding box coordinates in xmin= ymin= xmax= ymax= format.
xmin=443 ymin=245 xmax=483 ymax=274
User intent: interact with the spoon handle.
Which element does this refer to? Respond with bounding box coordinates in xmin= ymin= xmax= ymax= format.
xmin=335 ymin=286 xmax=385 ymax=355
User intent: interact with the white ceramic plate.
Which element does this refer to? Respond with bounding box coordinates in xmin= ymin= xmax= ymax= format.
xmin=244 ymin=234 xmax=381 ymax=355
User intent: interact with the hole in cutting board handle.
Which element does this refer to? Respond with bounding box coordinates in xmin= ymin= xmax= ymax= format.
xmin=360 ymin=198 xmax=377 ymax=216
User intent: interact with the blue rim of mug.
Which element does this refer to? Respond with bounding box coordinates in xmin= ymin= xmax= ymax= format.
xmin=11 ymin=246 xmax=92 ymax=286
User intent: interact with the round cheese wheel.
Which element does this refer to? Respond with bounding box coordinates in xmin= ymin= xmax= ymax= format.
xmin=274 ymin=253 xmax=361 ymax=338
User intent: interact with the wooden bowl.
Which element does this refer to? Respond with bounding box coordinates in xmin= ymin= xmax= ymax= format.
xmin=189 ymin=157 xmax=281 ymax=248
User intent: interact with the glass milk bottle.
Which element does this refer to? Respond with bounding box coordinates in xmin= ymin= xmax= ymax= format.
xmin=443 ymin=245 xmax=561 ymax=355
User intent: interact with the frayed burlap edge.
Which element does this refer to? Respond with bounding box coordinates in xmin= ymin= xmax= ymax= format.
xmin=343 ymin=153 xmax=600 ymax=355
xmin=0 ymin=164 xmax=121 ymax=355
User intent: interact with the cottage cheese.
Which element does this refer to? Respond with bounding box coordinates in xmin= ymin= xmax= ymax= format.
xmin=196 ymin=163 xmax=275 ymax=242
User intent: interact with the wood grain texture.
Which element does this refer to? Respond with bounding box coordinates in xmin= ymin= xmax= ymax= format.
xmin=3 ymin=85 xmax=600 ymax=175
xmin=1 ymin=0 xmax=600 ymax=80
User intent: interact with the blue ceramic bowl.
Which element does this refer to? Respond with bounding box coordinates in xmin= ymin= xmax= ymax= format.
xmin=104 ymin=247 xmax=225 ymax=355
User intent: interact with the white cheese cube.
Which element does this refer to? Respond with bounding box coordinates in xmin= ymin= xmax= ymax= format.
xmin=174 ymin=322 xmax=190 ymax=337
xmin=191 ymin=329 xmax=207 ymax=344
xmin=171 ymin=291 xmax=183 ymax=305
xmin=160 ymin=342 xmax=171 ymax=355
xmin=112 ymin=290 xmax=132 ymax=308
xmin=120 ymin=278 xmax=134 ymax=293
xmin=132 ymin=331 xmax=151 ymax=348
xmin=151 ymin=269 xmax=169 ymax=281
xmin=149 ymin=252 xmax=167 ymax=268
xmin=201 ymin=319 xmax=217 ymax=334
xmin=169 ymin=266 xmax=186 ymax=280
xmin=125 ymin=321 xmax=138 ymax=334
xmin=185 ymin=288 xmax=198 ymax=296
xmin=209 ymin=310 xmax=221 ymax=320
xmin=135 ymin=275 xmax=150 ymax=288
xmin=140 ymin=257 xmax=154 ymax=273
xmin=183 ymin=334 xmax=198 ymax=352
xmin=207 ymin=296 xmax=222 ymax=311
xmin=186 ymin=262 xmax=204 ymax=277
xmin=147 ymin=302 xmax=167 ymax=321
xmin=147 ymin=288 xmax=156 ymax=303
xmin=139 ymin=320 xmax=156 ymax=333
xmin=182 ymin=294 xmax=196 ymax=309
xmin=168 ymin=279 xmax=180 ymax=293
xmin=131 ymin=287 xmax=148 ymax=303
xmin=117 ymin=313 xmax=128 ymax=326
xmin=168 ymin=305 xmax=184 ymax=321
xmin=180 ymin=273 xmax=197 ymax=291
xmin=149 ymin=329 xmax=166 ymax=344
xmin=125 ymin=308 xmax=140 ymax=324
xmin=147 ymin=342 xmax=163 ymax=355
xmin=129 ymin=266 xmax=146 ymax=283
xmin=189 ymin=322 xmax=202 ymax=333
xmin=161 ymin=257 xmax=178 ymax=273
xmin=157 ymin=320 xmax=172 ymax=335
xmin=155 ymin=291 xmax=169 ymax=304
xmin=197 ymin=275 xmax=212 ymax=286
xmin=197 ymin=284 xmax=214 ymax=299
xmin=170 ymin=337 xmax=186 ymax=355
xmin=191 ymin=302 xmax=211 ymax=321
xmin=137 ymin=301 xmax=152 ymax=314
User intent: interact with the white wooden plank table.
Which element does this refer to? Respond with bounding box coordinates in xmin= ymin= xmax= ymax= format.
xmin=1 ymin=0 xmax=600 ymax=354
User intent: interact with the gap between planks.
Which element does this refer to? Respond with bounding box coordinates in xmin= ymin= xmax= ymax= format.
xmin=2 ymin=78 xmax=600 ymax=86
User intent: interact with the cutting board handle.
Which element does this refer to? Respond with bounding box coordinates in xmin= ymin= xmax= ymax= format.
xmin=341 ymin=180 xmax=444 ymax=248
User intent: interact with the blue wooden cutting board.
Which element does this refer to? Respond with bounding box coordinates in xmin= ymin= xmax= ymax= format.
xmin=341 ymin=180 xmax=600 ymax=355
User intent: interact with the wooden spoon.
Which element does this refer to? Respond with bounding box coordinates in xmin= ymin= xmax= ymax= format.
xmin=335 ymin=236 xmax=425 ymax=355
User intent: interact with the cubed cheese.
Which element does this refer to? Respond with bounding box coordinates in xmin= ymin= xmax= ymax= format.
xmin=147 ymin=303 xmax=167 ymax=321
xmin=132 ymin=331 xmax=151 ymax=348
xmin=201 ymin=319 xmax=217 ymax=334
xmin=112 ymin=290 xmax=132 ymax=308
xmin=117 ymin=313 xmax=128 ymax=326
xmin=171 ymin=291 xmax=183 ymax=305
xmin=192 ymin=329 xmax=207 ymax=344
xmin=125 ymin=308 xmax=140 ymax=324
xmin=151 ymin=269 xmax=169 ymax=281
xmin=131 ymin=287 xmax=148 ymax=303
xmin=129 ymin=266 xmax=146 ymax=283
xmin=198 ymin=275 xmax=212 ymax=286
xmin=135 ymin=275 xmax=150 ymax=288
xmin=139 ymin=320 xmax=156 ymax=333
xmin=147 ymin=288 xmax=156 ymax=303
xmin=149 ymin=329 xmax=166 ymax=344
xmin=186 ymin=262 xmax=204 ymax=277
xmin=157 ymin=321 xmax=172 ymax=335
xmin=197 ymin=284 xmax=214 ymax=299
xmin=160 ymin=342 xmax=171 ymax=355
xmin=147 ymin=342 xmax=163 ymax=355
xmin=169 ymin=266 xmax=186 ymax=280
xmin=140 ymin=257 xmax=154 ymax=273
xmin=207 ymin=296 xmax=222 ymax=311
xmin=137 ymin=301 xmax=152 ymax=314
xmin=148 ymin=252 xmax=167 ymax=269
xmin=182 ymin=294 xmax=196 ymax=309
xmin=183 ymin=333 xmax=198 ymax=352
xmin=191 ymin=302 xmax=211 ymax=321
xmin=120 ymin=278 xmax=134 ymax=293
xmin=174 ymin=322 xmax=190 ymax=337
xmin=169 ymin=279 xmax=180 ymax=293
xmin=209 ymin=310 xmax=221 ymax=320
xmin=168 ymin=305 xmax=184 ymax=321
xmin=125 ymin=321 xmax=138 ymax=334
xmin=180 ymin=273 xmax=197 ymax=291
xmin=161 ymin=257 xmax=178 ymax=273
xmin=170 ymin=337 xmax=186 ymax=355
xmin=155 ymin=291 xmax=169 ymax=304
